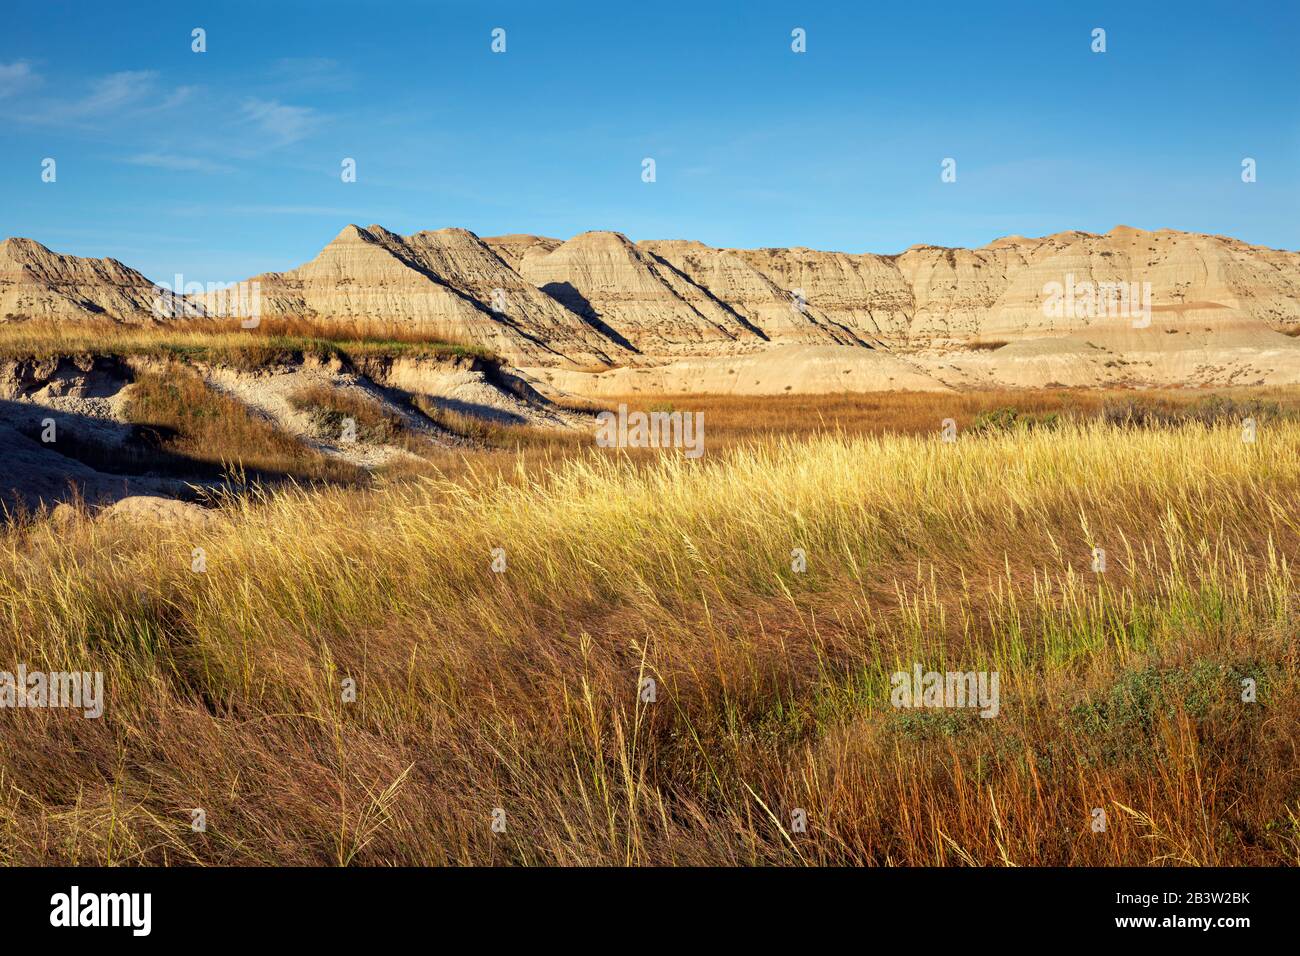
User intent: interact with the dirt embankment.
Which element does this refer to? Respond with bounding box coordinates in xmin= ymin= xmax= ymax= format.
xmin=0 ymin=350 xmax=583 ymax=514
xmin=523 ymin=327 xmax=1300 ymax=397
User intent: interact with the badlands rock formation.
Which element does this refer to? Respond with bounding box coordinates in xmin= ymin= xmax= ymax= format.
xmin=647 ymin=227 xmax=1300 ymax=349
xmin=0 ymin=237 xmax=168 ymax=323
xmin=199 ymin=224 xmax=625 ymax=368
xmin=889 ymin=226 xmax=1300 ymax=344
xmin=637 ymin=241 xmax=877 ymax=348
xmin=4 ymin=224 xmax=1300 ymax=389
xmin=511 ymin=230 xmax=770 ymax=358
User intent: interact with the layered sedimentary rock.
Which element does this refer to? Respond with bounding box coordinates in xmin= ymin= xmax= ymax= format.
xmin=892 ymin=227 xmax=1300 ymax=345
xmin=0 ymin=237 xmax=170 ymax=323
xmin=513 ymin=230 xmax=773 ymax=360
xmin=641 ymin=227 xmax=1300 ymax=349
xmin=638 ymin=241 xmax=864 ymax=347
xmin=403 ymin=228 xmax=626 ymax=364
xmin=203 ymin=225 xmax=624 ymax=367
xmin=6 ymin=224 xmax=1300 ymax=377
xmin=719 ymin=245 xmax=914 ymax=346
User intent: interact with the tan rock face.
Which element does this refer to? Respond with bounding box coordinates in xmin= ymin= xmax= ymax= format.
xmin=639 ymin=241 xmax=861 ymax=347
xmin=211 ymin=225 xmax=624 ymax=367
xmin=723 ymin=246 xmax=914 ymax=346
xmin=402 ymin=228 xmax=623 ymax=365
xmin=0 ymin=238 xmax=166 ymax=323
xmin=894 ymin=227 xmax=1300 ymax=345
xmin=641 ymin=228 xmax=1300 ymax=349
xmin=516 ymin=231 xmax=768 ymax=361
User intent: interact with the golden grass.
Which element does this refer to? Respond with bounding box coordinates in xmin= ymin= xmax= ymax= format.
xmin=0 ymin=317 xmax=491 ymax=364
xmin=2 ymin=415 xmax=1298 ymax=865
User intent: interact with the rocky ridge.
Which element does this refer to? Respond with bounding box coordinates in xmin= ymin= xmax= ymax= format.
xmin=5 ymin=225 xmax=1300 ymax=387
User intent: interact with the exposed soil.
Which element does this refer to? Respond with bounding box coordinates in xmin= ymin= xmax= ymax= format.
xmin=0 ymin=351 xmax=585 ymax=514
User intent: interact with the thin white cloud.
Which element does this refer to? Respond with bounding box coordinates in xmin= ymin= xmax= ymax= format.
xmin=0 ymin=61 xmax=40 ymax=99
xmin=156 ymin=86 xmax=197 ymax=111
xmin=241 ymin=98 xmax=321 ymax=147
xmin=71 ymin=70 xmax=158 ymax=116
xmin=267 ymin=58 xmax=351 ymax=92
xmin=3 ymin=70 xmax=195 ymax=125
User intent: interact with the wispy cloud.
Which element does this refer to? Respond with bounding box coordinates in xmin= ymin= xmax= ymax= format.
xmin=66 ymin=70 xmax=158 ymax=117
xmin=240 ymin=98 xmax=321 ymax=148
xmin=0 ymin=61 xmax=41 ymax=99
xmin=155 ymin=86 xmax=197 ymax=111
xmin=3 ymin=69 xmax=194 ymax=125
xmin=124 ymin=152 xmax=233 ymax=174
xmin=267 ymin=57 xmax=352 ymax=92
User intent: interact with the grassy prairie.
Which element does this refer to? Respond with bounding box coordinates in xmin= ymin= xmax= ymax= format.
xmin=1 ymin=410 xmax=1298 ymax=865
xmin=599 ymin=388 xmax=1298 ymax=444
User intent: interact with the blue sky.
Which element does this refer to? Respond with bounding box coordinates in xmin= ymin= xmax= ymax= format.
xmin=2 ymin=0 xmax=1297 ymax=284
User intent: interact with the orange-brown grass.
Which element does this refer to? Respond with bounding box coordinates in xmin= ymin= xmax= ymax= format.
xmin=588 ymin=390 xmax=1093 ymax=446
xmin=1 ymin=415 xmax=1299 ymax=865
xmin=590 ymin=386 xmax=1300 ymax=446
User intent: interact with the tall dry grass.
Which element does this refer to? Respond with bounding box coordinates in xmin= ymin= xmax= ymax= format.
xmin=0 ymin=317 xmax=490 ymax=364
xmin=595 ymin=387 xmax=1300 ymax=444
xmin=1 ymin=419 xmax=1298 ymax=865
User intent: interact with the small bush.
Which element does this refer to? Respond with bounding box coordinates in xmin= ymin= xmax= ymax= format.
xmin=1102 ymin=395 xmax=1284 ymax=429
xmin=969 ymin=407 xmax=1061 ymax=435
